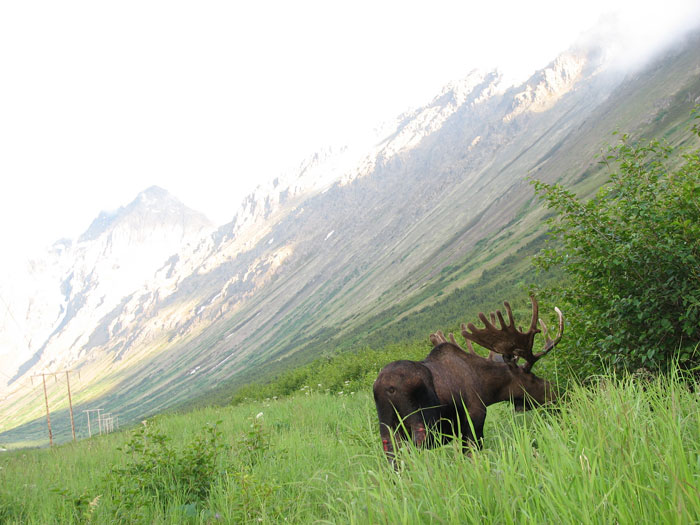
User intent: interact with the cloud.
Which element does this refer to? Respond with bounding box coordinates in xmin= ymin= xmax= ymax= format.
xmin=574 ymin=1 xmax=700 ymax=72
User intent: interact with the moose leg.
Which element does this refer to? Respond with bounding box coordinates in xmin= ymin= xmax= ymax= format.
xmin=411 ymin=420 xmax=428 ymax=447
xmin=379 ymin=423 xmax=398 ymax=467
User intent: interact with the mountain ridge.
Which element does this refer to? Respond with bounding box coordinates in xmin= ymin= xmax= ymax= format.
xmin=2 ymin=33 xmax=700 ymax=445
xmin=2 ymin=187 xmax=214 ymax=386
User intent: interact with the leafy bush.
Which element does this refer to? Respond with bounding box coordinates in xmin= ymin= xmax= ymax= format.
xmin=532 ymin=121 xmax=700 ymax=370
xmin=51 ymin=487 xmax=100 ymax=524
xmin=237 ymin=415 xmax=271 ymax=467
xmin=106 ymin=419 xmax=227 ymax=518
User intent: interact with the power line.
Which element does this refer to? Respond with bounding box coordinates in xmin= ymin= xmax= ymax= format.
xmin=0 ymin=381 xmax=34 ymax=403
xmin=0 ymin=292 xmax=34 ymax=351
xmin=0 ymin=368 xmax=33 ymax=391
xmin=0 ymin=290 xmax=42 ymax=394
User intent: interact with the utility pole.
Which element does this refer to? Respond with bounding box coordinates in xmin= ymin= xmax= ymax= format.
xmin=65 ymin=371 xmax=76 ymax=441
xmin=98 ymin=412 xmax=113 ymax=434
xmin=34 ymin=373 xmax=53 ymax=447
xmin=31 ymin=370 xmax=77 ymax=445
xmin=83 ymin=409 xmax=102 ymax=438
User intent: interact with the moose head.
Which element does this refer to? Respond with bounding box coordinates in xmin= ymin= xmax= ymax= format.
xmin=373 ymin=296 xmax=563 ymax=466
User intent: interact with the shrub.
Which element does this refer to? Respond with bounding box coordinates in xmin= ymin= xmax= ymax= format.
xmin=106 ymin=420 xmax=227 ymax=518
xmin=532 ymin=121 xmax=700 ymax=370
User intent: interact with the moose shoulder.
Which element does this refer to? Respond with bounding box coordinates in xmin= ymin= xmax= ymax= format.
xmin=373 ymin=296 xmax=563 ymax=465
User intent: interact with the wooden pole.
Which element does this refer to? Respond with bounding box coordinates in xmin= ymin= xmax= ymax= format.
xmin=41 ymin=374 xmax=53 ymax=447
xmin=65 ymin=371 xmax=76 ymax=441
xmin=83 ymin=409 xmax=103 ymax=438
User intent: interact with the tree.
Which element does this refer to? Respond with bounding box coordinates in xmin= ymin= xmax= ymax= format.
xmin=531 ymin=120 xmax=700 ymax=371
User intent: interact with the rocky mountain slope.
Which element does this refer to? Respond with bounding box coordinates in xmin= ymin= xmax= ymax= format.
xmin=2 ymin=32 xmax=700 ymax=445
xmin=0 ymin=187 xmax=213 ymax=385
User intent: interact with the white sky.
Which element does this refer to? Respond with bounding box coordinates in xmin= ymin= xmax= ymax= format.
xmin=1 ymin=0 xmax=699 ymax=263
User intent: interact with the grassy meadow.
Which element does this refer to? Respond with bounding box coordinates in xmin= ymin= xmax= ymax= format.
xmin=1 ymin=369 xmax=699 ymax=524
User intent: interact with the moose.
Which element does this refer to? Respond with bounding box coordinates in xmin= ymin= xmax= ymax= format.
xmin=373 ymin=296 xmax=563 ymax=465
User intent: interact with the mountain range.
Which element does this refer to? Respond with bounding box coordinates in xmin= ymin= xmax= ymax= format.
xmin=2 ymin=31 xmax=700 ymax=446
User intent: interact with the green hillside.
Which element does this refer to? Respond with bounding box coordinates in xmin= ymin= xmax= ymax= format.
xmin=2 ymin=372 xmax=698 ymax=523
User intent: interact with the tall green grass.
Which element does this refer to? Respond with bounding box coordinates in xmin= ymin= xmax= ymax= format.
xmin=1 ymin=372 xmax=698 ymax=523
xmin=336 ymin=372 xmax=700 ymax=524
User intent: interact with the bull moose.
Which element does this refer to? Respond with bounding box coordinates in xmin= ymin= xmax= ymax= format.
xmin=373 ymin=296 xmax=563 ymax=465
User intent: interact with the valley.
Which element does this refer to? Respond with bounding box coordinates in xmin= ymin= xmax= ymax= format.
xmin=1 ymin=31 xmax=699 ymax=447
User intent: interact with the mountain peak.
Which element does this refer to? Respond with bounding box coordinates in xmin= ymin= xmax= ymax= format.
xmin=502 ymin=49 xmax=590 ymax=122
xmin=136 ymin=185 xmax=171 ymax=204
xmin=79 ymin=186 xmax=212 ymax=243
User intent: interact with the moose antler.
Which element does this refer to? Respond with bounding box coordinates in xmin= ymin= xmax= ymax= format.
xmin=429 ymin=330 xmax=476 ymax=355
xmin=461 ymin=296 xmax=564 ymax=372
xmin=535 ymin=307 xmax=564 ymax=360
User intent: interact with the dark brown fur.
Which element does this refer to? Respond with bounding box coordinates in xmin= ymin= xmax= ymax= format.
xmin=373 ymin=343 xmax=555 ymax=464
xmin=373 ymin=297 xmax=562 ymax=465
